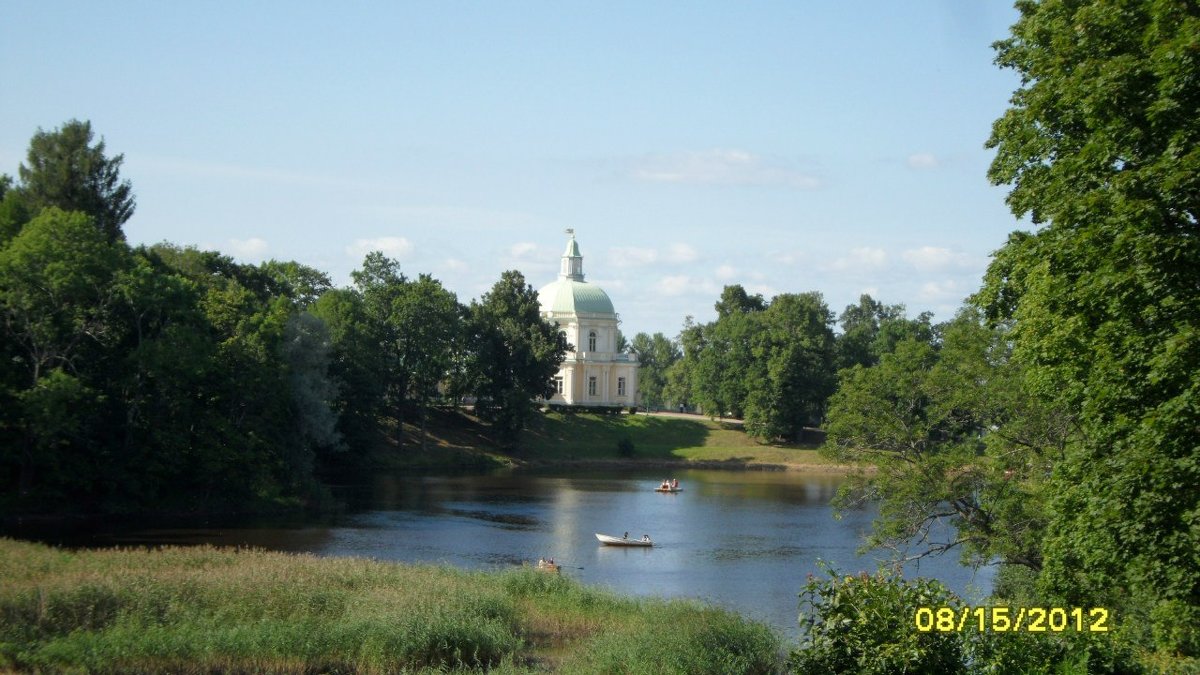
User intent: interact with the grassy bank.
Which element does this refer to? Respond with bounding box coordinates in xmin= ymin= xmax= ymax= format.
xmin=373 ymin=408 xmax=851 ymax=472
xmin=0 ymin=538 xmax=782 ymax=674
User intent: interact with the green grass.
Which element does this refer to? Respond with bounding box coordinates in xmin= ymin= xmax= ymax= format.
xmin=363 ymin=408 xmax=855 ymax=473
xmin=518 ymin=412 xmax=844 ymax=470
xmin=0 ymin=538 xmax=783 ymax=674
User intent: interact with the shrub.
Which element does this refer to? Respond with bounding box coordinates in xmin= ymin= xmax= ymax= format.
xmin=790 ymin=566 xmax=967 ymax=674
xmin=617 ymin=437 xmax=635 ymax=457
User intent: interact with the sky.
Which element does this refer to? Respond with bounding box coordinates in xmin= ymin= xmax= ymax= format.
xmin=1 ymin=1 xmax=1027 ymax=339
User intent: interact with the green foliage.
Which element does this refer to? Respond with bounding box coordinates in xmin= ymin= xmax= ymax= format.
xmin=824 ymin=311 xmax=1057 ymax=571
xmin=667 ymin=287 xmax=837 ymax=441
xmin=834 ymin=293 xmax=906 ymax=370
xmin=982 ymin=0 xmax=1200 ymax=658
xmin=616 ymin=437 xmax=635 ymax=457
xmin=630 ymin=331 xmax=681 ymax=411
xmin=792 ymin=566 xmax=968 ymax=674
xmin=466 ymin=270 xmax=569 ymax=447
xmin=743 ymin=292 xmax=837 ymax=442
xmin=16 ymin=119 xmax=134 ymax=242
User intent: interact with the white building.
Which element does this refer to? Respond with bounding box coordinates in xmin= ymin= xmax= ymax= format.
xmin=537 ymin=232 xmax=639 ymax=409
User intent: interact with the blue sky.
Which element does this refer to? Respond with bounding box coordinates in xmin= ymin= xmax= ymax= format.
xmin=1 ymin=1 xmax=1024 ymax=338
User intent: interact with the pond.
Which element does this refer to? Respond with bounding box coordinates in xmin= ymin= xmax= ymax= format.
xmin=13 ymin=467 xmax=994 ymax=640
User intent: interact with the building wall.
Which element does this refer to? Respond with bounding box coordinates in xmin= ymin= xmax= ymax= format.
xmin=543 ymin=312 xmax=638 ymax=407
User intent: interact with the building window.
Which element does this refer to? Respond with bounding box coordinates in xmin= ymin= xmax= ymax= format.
xmin=554 ymin=376 xmax=563 ymax=394
xmin=588 ymin=376 xmax=597 ymax=397
xmin=618 ymin=377 xmax=626 ymax=397
xmin=588 ymin=330 xmax=597 ymax=352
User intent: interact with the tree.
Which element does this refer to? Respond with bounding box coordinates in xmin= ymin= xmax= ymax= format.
xmin=825 ymin=310 xmax=1058 ymax=573
xmin=982 ymin=0 xmax=1200 ymax=656
xmin=631 ymin=332 xmax=680 ymax=411
xmin=466 ymin=270 xmax=568 ymax=447
xmin=834 ymin=294 xmax=904 ymax=371
xmin=310 ymin=288 xmax=387 ymax=460
xmin=0 ymin=208 xmax=126 ymax=496
xmin=393 ymin=274 xmax=463 ymax=450
xmin=17 ymin=120 xmax=135 ymax=242
xmin=743 ymin=292 xmax=836 ymax=442
xmin=260 ymin=259 xmax=333 ymax=310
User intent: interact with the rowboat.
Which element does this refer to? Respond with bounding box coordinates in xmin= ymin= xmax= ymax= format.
xmin=535 ymin=559 xmax=560 ymax=573
xmin=654 ymin=486 xmax=682 ymax=493
xmin=595 ymin=533 xmax=653 ymax=547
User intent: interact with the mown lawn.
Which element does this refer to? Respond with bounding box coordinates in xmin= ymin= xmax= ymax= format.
xmin=0 ymin=538 xmax=783 ymax=674
xmin=519 ymin=412 xmax=843 ymax=470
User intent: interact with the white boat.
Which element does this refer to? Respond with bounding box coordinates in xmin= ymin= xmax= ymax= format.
xmin=654 ymin=486 xmax=682 ymax=493
xmin=595 ymin=532 xmax=653 ymax=547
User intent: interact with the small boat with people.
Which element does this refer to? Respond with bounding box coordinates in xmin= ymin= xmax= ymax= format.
xmin=654 ymin=478 xmax=682 ymax=493
xmin=595 ymin=532 xmax=653 ymax=547
xmin=535 ymin=558 xmax=560 ymax=573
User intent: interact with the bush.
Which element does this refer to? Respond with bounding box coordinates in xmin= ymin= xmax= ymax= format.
xmin=617 ymin=437 xmax=635 ymax=458
xmin=790 ymin=566 xmax=968 ymax=674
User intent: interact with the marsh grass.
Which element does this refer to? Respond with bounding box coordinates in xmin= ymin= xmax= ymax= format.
xmin=0 ymin=538 xmax=782 ymax=673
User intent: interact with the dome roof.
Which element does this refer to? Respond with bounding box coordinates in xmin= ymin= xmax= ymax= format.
xmin=538 ymin=278 xmax=615 ymax=315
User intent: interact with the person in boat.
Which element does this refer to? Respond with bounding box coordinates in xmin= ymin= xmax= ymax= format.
xmin=641 ymin=534 xmax=650 ymax=542
xmin=660 ymin=479 xmax=670 ymax=489
xmin=672 ymin=478 xmax=678 ymax=489
xmin=623 ymin=531 xmax=629 ymax=539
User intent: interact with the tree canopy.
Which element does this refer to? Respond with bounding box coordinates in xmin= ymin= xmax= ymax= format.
xmin=980 ymin=0 xmax=1200 ymax=657
xmin=17 ymin=120 xmax=135 ymax=242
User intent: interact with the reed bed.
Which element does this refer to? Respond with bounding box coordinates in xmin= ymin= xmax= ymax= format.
xmin=0 ymin=538 xmax=782 ymax=674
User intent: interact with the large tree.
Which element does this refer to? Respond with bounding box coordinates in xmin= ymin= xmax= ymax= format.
xmin=743 ymin=292 xmax=837 ymax=442
xmin=18 ymin=120 xmax=135 ymax=242
xmin=981 ymin=0 xmax=1200 ymax=656
xmin=467 ymin=270 xmax=568 ymax=447
xmin=631 ymin=332 xmax=680 ymax=411
xmin=0 ymin=209 xmax=126 ymax=496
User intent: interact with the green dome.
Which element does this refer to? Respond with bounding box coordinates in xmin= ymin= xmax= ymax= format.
xmin=538 ymin=278 xmax=615 ymax=315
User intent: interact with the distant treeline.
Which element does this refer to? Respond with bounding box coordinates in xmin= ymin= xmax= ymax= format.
xmin=0 ymin=120 xmax=568 ymax=515
xmin=630 ymin=287 xmax=938 ymax=443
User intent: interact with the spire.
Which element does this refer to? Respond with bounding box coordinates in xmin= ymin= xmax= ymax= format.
xmin=560 ymin=228 xmax=584 ymax=281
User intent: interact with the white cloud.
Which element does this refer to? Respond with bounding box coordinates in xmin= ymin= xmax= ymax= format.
xmin=655 ymin=275 xmax=718 ymax=298
xmin=345 ymin=236 xmax=413 ymax=259
xmin=745 ymin=283 xmax=778 ymax=298
xmin=918 ymin=279 xmax=966 ymax=302
xmin=509 ymin=242 xmax=539 ymax=258
xmin=657 ymin=275 xmax=692 ymax=296
xmin=665 ymin=243 xmax=699 ymax=263
xmin=227 ymin=237 xmax=268 ymax=259
xmin=825 ymin=247 xmax=888 ymax=272
xmin=770 ymin=250 xmax=805 ymax=265
xmin=633 ymin=149 xmax=821 ymax=189
xmin=902 ymin=246 xmax=978 ymax=272
xmin=715 ymin=264 xmax=737 ymax=280
xmin=444 ymin=258 xmax=467 ymax=271
xmin=907 ymin=153 xmax=939 ymax=169
xmin=608 ymin=246 xmax=660 ymax=267
xmin=607 ymin=243 xmax=698 ymax=267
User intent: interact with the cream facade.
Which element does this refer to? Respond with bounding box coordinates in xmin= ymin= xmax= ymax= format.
xmin=537 ymin=233 xmax=639 ymax=408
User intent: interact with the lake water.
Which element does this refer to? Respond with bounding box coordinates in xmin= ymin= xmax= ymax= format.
xmin=13 ymin=468 xmax=994 ymax=640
